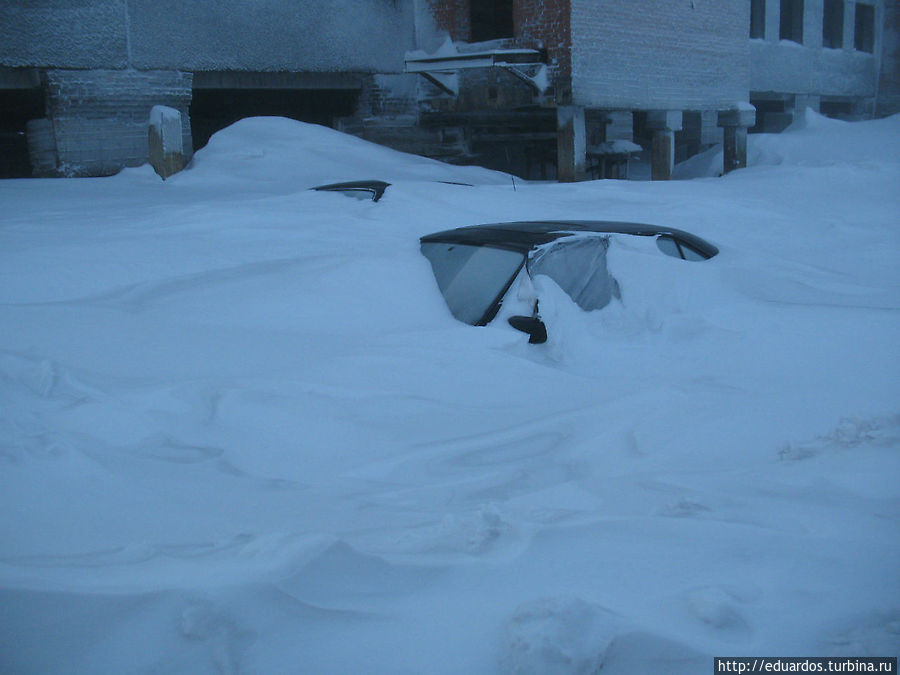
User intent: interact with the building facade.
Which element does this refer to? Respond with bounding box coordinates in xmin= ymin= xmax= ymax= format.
xmin=0 ymin=0 xmax=413 ymax=177
xmin=0 ymin=0 xmax=895 ymax=179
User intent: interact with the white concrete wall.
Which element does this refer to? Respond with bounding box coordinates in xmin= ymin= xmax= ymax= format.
xmin=750 ymin=0 xmax=881 ymax=96
xmin=569 ymin=0 xmax=750 ymax=110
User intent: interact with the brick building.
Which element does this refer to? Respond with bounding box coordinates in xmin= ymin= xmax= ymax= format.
xmin=0 ymin=0 xmax=895 ymax=179
xmin=410 ymin=0 xmax=894 ymax=180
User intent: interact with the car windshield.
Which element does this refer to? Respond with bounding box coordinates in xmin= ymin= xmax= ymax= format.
xmin=527 ymin=236 xmax=621 ymax=311
xmin=420 ymin=242 xmax=526 ymax=325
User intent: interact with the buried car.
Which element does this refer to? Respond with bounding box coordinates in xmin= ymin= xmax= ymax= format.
xmin=311 ymin=180 xmax=391 ymax=201
xmin=420 ymin=221 xmax=718 ymax=343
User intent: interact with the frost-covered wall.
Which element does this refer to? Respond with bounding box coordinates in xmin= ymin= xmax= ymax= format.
xmin=46 ymin=70 xmax=192 ymax=177
xmin=128 ymin=0 xmax=414 ymax=72
xmin=1 ymin=0 xmax=415 ymax=177
xmin=569 ymin=0 xmax=750 ymax=110
xmin=0 ymin=1 xmax=128 ymax=69
xmin=750 ymin=0 xmax=881 ymax=97
xmin=0 ymin=0 xmax=414 ymax=73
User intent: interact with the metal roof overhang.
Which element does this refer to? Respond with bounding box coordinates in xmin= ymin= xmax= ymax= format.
xmin=404 ymin=49 xmax=546 ymax=96
xmin=405 ymin=49 xmax=544 ymax=73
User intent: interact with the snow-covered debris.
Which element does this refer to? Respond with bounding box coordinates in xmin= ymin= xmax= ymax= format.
xmin=180 ymin=116 xmax=512 ymax=194
xmin=588 ymin=140 xmax=642 ymax=155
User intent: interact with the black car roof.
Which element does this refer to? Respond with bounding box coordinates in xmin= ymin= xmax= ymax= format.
xmin=311 ymin=180 xmax=390 ymax=201
xmin=420 ymin=221 xmax=718 ymax=258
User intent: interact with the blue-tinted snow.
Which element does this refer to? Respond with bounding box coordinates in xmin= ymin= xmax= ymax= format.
xmin=0 ymin=113 xmax=898 ymax=674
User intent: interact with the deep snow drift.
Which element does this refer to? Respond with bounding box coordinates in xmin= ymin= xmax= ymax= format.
xmin=1 ymin=113 xmax=898 ymax=673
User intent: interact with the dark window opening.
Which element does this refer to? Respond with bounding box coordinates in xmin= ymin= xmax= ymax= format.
xmin=189 ymin=88 xmax=359 ymax=151
xmin=823 ymin=0 xmax=844 ymax=48
xmin=854 ymin=3 xmax=875 ymax=53
xmin=750 ymin=0 xmax=766 ymax=39
xmin=470 ymin=0 xmax=514 ymax=42
xmin=780 ymin=0 xmax=804 ymax=43
xmin=820 ymin=99 xmax=855 ymax=120
xmin=749 ymin=97 xmax=790 ymax=133
xmin=0 ymin=88 xmax=45 ymax=178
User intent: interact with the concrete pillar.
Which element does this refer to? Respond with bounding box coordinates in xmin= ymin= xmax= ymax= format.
xmin=646 ymin=110 xmax=682 ymax=181
xmin=148 ymin=105 xmax=185 ymax=180
xmin=718 ymin=103 xmax=756 ymax=174
xmin=792 ymin=94 xmax=821 ymax=121
xmin=557 ymin=105 xmax=586 ymax=182
xmin=26 ymin=119 xmax=59 ymax=177
xmin=722 ymin=126 xmax=747 ymax=174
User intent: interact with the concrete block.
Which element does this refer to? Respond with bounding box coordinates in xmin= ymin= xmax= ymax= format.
xmin=148 ymin=105 xmax=184 ymax=180
xmin=26 ymin=118 xmax=59 ymax=177
xmin=557 ymin=105 xmax=587 ymax=182
xmin=646 ymin=110 xmax=683 ymax=131
xmin=651 ymin=128 xmax=675 ymax=180
xmin=718 ymin=102 xmax=756 ymax=128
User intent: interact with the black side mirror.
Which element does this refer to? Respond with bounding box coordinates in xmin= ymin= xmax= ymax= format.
xmin=508 ymin=316 xmax=547 ymax=344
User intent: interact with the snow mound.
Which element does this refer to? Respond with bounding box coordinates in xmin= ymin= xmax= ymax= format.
xmin=675 ymin=109 xmax=900 ymax=178
xmin=1 ymin=96 xmax=899 ymax=673
xmin=180 ymin=116 xmax=511 ymax=191
xmin=750 ymin=109 xmax=900 ymax=167
xmin=499 ymin=596 xmax=621 ymax=674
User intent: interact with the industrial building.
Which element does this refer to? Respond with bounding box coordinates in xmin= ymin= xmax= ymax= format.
xmin=1 ymin=0 xmax=896 ymax=180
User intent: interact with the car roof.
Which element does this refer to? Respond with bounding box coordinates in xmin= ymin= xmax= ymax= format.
xmin=311 ymin=180 xmax=390 ymax=201
xmin=420 ymin=221 xmax=719 ymax=258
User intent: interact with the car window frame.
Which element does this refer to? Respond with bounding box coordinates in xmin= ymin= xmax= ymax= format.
xmin=420 ymin=241 xmax=527 ymax=326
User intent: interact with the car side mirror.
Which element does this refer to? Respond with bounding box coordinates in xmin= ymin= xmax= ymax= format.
xmin=508 ymin=316 xmax=547 ymax=344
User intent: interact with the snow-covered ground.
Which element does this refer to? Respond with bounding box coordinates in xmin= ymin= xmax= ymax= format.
xmin=1 ymin=112 xmax=898 ymax=673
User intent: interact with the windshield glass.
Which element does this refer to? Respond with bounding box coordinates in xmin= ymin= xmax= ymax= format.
xmin=527 ymin=236 xmax=620 ymax=311
xmin=421 ymin=242 xmax=526 ymax=325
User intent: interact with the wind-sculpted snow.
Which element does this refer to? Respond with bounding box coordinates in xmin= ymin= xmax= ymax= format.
xmin=676 ymin=109 xmax=900 ymax=178
xmin=0 ymin=117 xmax=898 ymax=673
xmin=179 ymin=116 xmax=513 ymax=195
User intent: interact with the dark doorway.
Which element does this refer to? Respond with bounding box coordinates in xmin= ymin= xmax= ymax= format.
xmin=749 ymin=97 xmax=790 ymax=133
xmin=470 ymin=0 xmax=514 ymax=42
xmin=189 ymin=88 xmax=360 ymax=151
xmin=0 ymin=88 xmax=44 ymax=178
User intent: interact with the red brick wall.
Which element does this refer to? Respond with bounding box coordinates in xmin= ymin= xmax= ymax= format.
xmin=428 ymin=0 xmax=471 ymax=41
xmin=515 ymin=0 xmax=571 ymax=78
